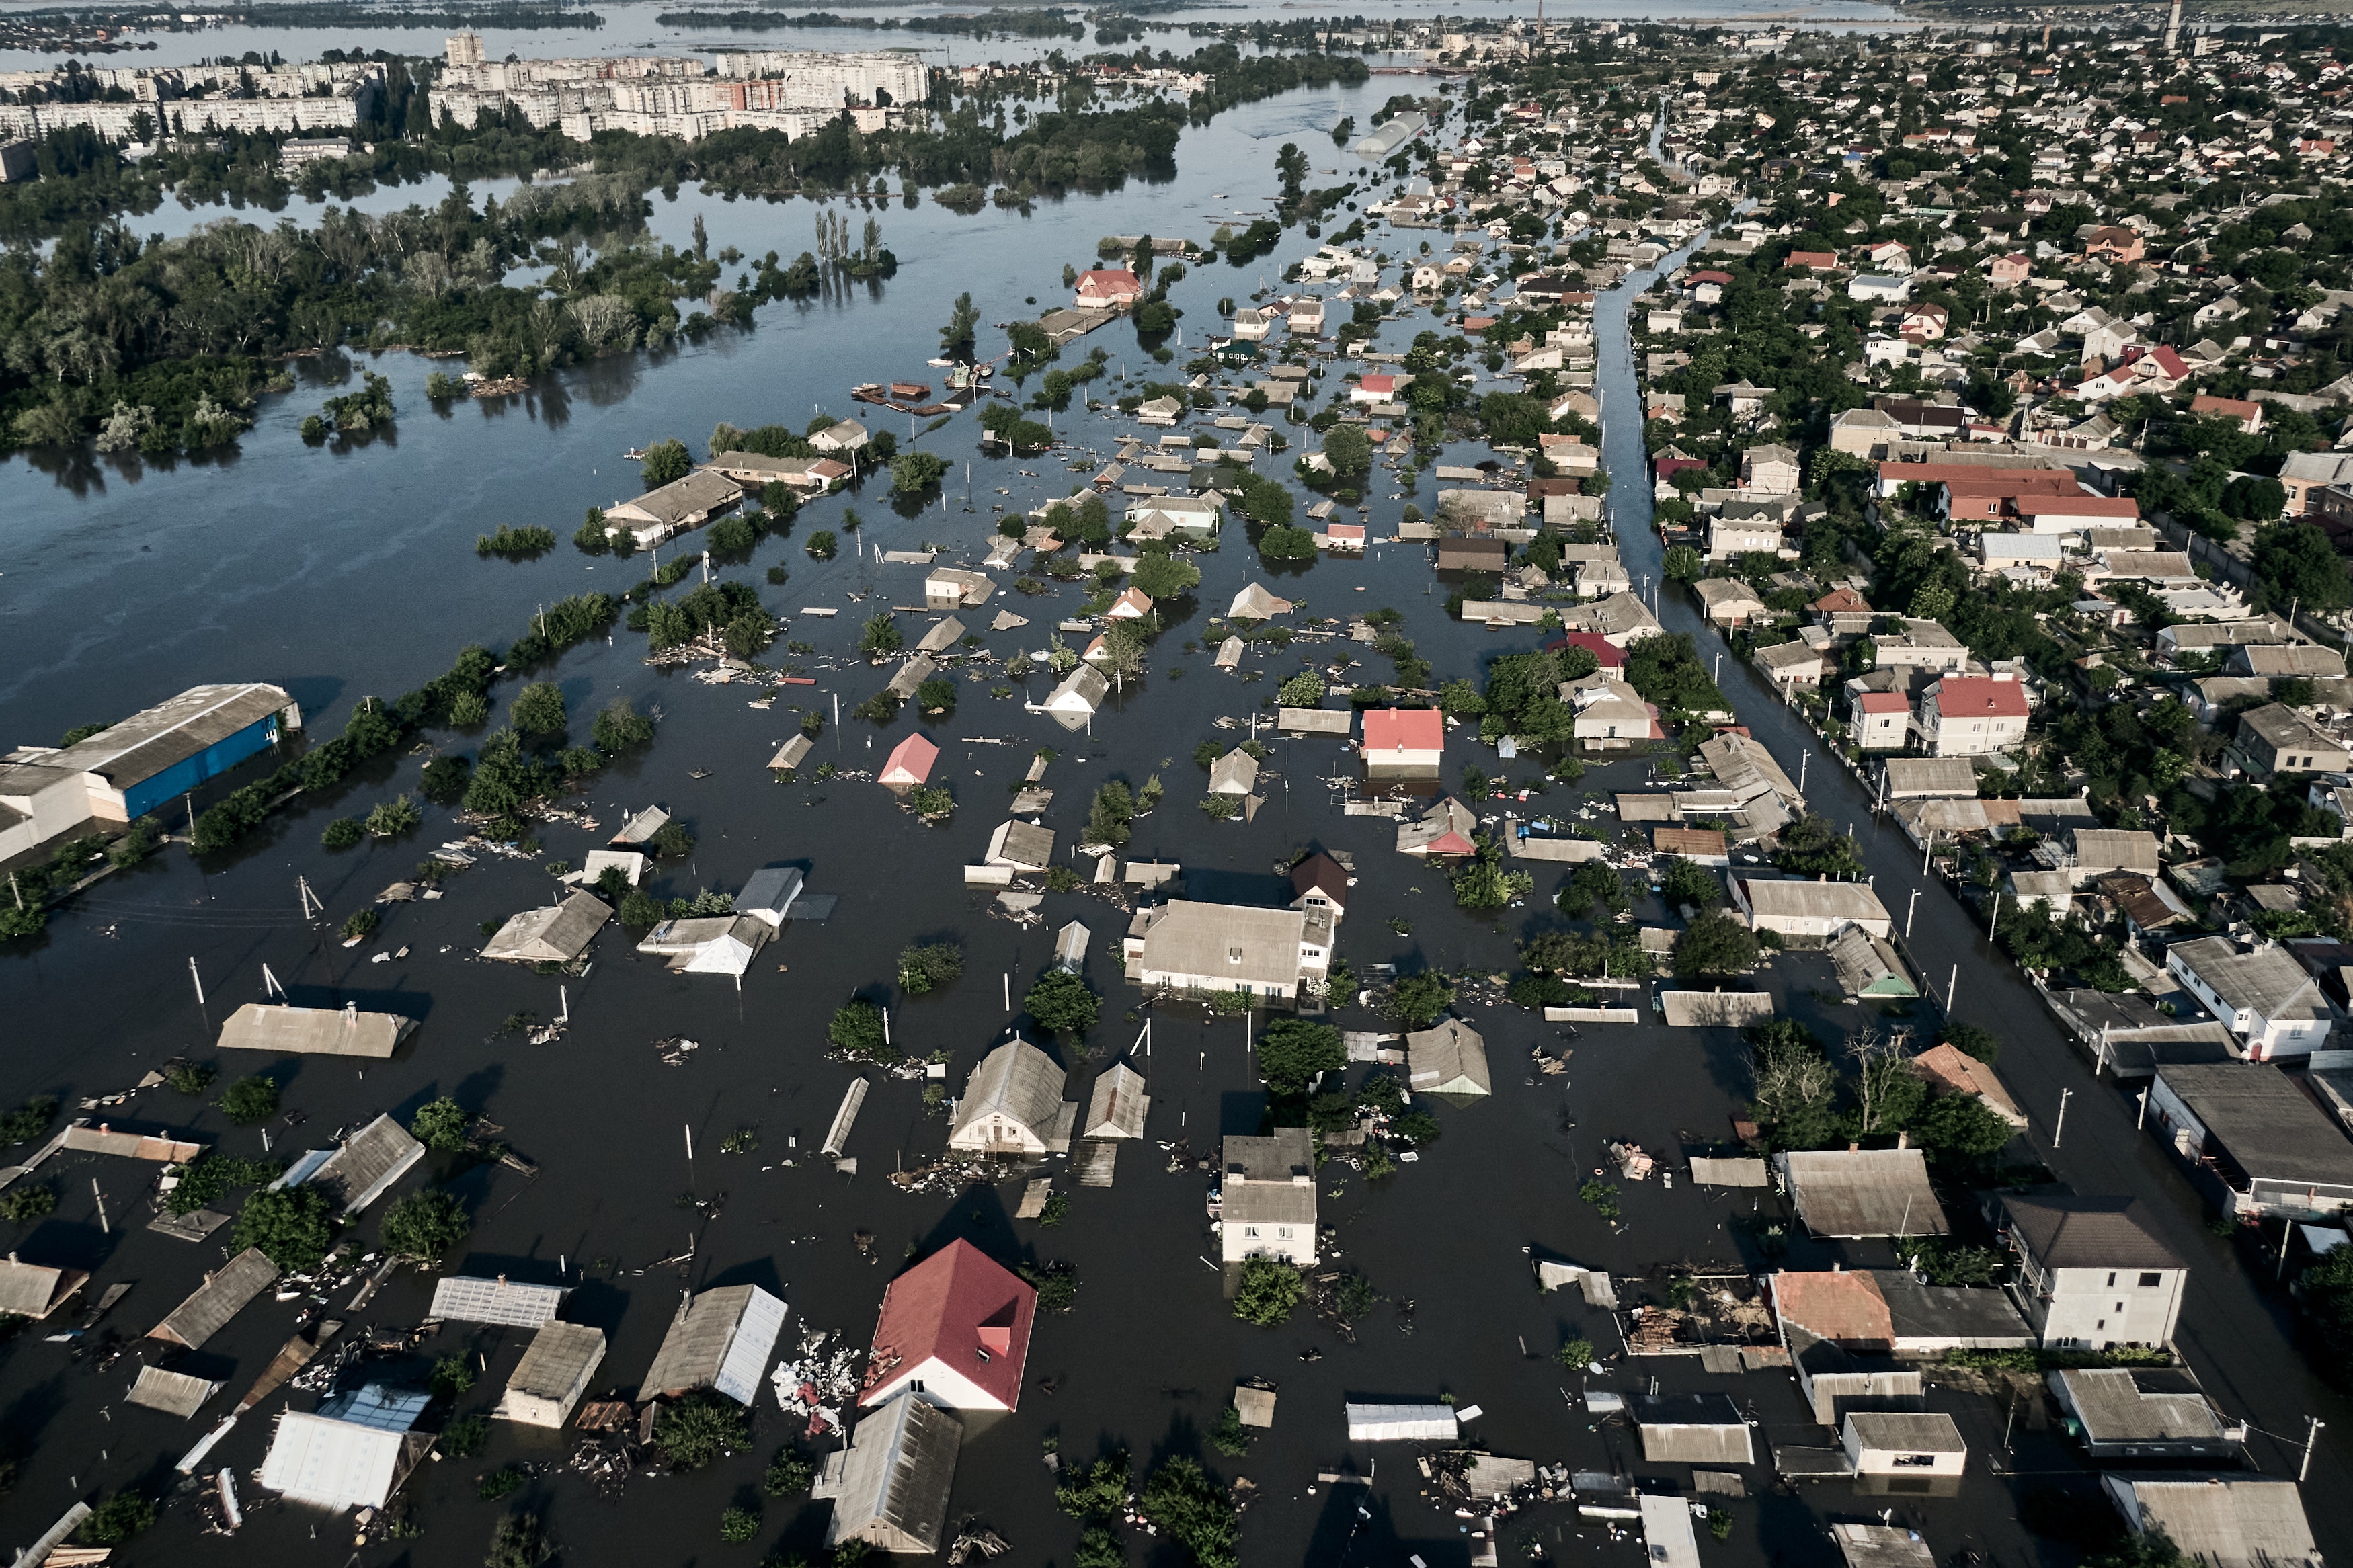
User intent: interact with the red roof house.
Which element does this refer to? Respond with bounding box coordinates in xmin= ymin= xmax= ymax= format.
xmin=859 ymin=1239 xmax=1037 ymax=1413
xmin=879 ymin=733 xmax=939 ymax=787
xmin=1075 ymin=269 xmax=1144 ymax=308
xmin=1362 ymin=708 xmax=1443 ymax=754
xmin=1546 ymin=630 xmax=1628 ymax=670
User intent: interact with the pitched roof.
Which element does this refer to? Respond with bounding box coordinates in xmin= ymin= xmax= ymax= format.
xmin=1998 ymin=1194 xmax=2181 ymax=1270
xmin=1130 ymin=900 xmax=1308 ymax=989
xmin=1362 ymin=708 xmax=1443 ymax=753
xmin=860 ymin=1239 xmax=1037 ymax=1410
xmin=641 ymin=1284 xmax=787 ymax=1401
xmin=298 ymin=1112 xmax=425 ymax=1215
xmin=1776 ymin=1149 xmax=1947 ymax=1237
xmin=879 ymin=732 xmax=939 ymax=786
xmin=479 ymin=892 xmax=612 ymax=964
xmin=1928 ymin=677 xmax=2030 ymax=719
xmin=823 ymin=1391 xmax=962 ymax=1553
xmin=217 ymin=1002 xmax=417 ymax=1059
xmin=1771 ymin=1269 xmax=1893 ymax=1346
xmin=1289 ymin=851 xmax=1349 ymax=910
xmin=1406 ymin=1018 xmax=1491 ymax=1095
xmin=149 ymin=1247 xmax=279 ymax=1347
xmin=947 ymin=1039 xmax=1068 ymax=1147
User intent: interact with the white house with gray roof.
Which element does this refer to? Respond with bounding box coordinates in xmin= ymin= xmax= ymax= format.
xmin=1123 ymin=899 xmax=1330 ymax=1003
xmin=2163 ymin=936 xmax=2332 ymax=1059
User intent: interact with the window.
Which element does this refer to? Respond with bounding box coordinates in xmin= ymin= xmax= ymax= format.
xmin=2106 ymin=1272 xmax=2116 ymax=1287
xmin=1892 ymin=1454 xmax=1936 ymax=1468
xmin=2096 ymin=1318 xmax=2106 ymax=1331
xmin=2138 ymin=1272 xmax=2163 ymax=1288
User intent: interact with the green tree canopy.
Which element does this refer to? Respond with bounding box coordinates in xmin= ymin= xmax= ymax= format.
xmin=1258 ymin=1018 xmax=1343 ymax=1095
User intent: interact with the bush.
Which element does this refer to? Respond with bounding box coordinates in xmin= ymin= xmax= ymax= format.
xmin=218 ymin=1075 xmax=279 ymax=1125
xmin=0 ymin=1096 xmax=58 ymax=1145
xmin=1556 ymin=1336 xmax=1594 ymax=1370
xmin=657 ymin=1391 xmax=750 ymax=1470
xmin=806 ymin=530 xmax=838 ymax=559
xmin=1018 ymin=1259 xmax=1080 ymax=1313
xmin=420 ymin=755 xmax=472 ymax=804
xmin=720 ymin=1507 xmax=760 ymax=1544
xmin=898 ymin=943 xmax=964 ymax=994
xmin=441 ymin=1413 xmax=489 ymax=1457
xmin=1257 ymin=1018 xmax=1343 ymax=1096
xmin=1138 ymin=1458 xmax=1238 ymax=1568
xmin=510 ymin=682 xmax=567 ymax=737
xmin=829 ymin=1000 xmax=895 ymax=1061
xmin=366 ymin=794 xmax=422 ymax=838
xmin=1209 ymin=1403 xmax=1252 ymax=1457
xmin=486 ymin=1512 xmax=552 ymax=1568
xmin=431 ymin=1354 xmax=476 ymax=1397
xmin=382 ymin=1188 xmax=469 ymax=1263
xmin=1944 ymin=1021 xmax=2001 ymax=1063
xmin=479 ymin=1466 xmax=527 ymax=1501
xmin=1232 ymin=1257 xmax=1304 ymax=1326
xmin=322 ymin=817 xmax=365 ymax=849
xmin=0 ymin=1185 xmax=56 ymax=1223
xmin=764 ymin=1446 xmax=815 ymax=1497
xmin=77 ymin=1495 xmax=156 ymax=1546
xmin=593 ymin=698 xmax=655 ymax=753
xmin=233 ymin=1185 xmax=333 ymax=1271
xmin=165 ymin=1061 xmax=216 ymax=1096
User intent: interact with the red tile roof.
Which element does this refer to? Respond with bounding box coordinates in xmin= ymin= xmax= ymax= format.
xmin=1548 ymin=631 xmax=1627 ymax=669
xmin=1363 ymin=708 xmax=1443 ymax=754
xmin=1856 ymin=692 xmax=1909 ymax=714
xmin=861 ymin=1239 xmax=1036 ymax=1411
xmin=1771 ymin=1270 xmax=1893 ymax=1348
xmin=1930 ymin=677 xmax=2030 ymax=719
xmin=879 ymin=733 xmax=939 ymax=786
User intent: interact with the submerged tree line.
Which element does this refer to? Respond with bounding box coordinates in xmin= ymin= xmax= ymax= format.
xmin=0 ymin=42 xmax=1364 ymax=452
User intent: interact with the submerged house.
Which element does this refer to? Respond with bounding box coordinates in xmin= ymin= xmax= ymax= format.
xmin=641 ymin=1284 xmax=788 ymax=1404
xmin=635 ymin=913 xmax=770 ymax=977
xmin=148 ymin=1247 xmax=278 ymax=1348
xmin=815 ymin=1391 xmax=962 ymax=1555
xmin=859 ymin=1239 xmax=1037 ymax=1413
xmin=275 ymin=1112 xmax=424 ymax=1216
xmin=1220 ymin=1128 xmax=1317 ymax=1266
xmin=0 ymin=1254 xmax=87 ymax=1321
xmin=258 ymin=1383 xmax=436 ymax=1512
xmin=480 ymin=892 xmax=612 ymax=965
xmin=1406 ymin=1018 xmax=1491 ymax=1097
xmin=495 ymin=1323 xmax=607 ymax=1428
xmin=946 ymin=1038 xmax=1076 ymax=1157
xmin=217 ymin=1002 xmax=417 ymax=1060
xmin=1084 ymin=1063 xmax=1150 ymax=1140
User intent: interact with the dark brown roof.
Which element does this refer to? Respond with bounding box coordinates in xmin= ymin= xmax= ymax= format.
xmin=1290 ymin=852 xmax=1349 ymax=911
xmin=1999 ymin=1195 xmax=2182 ymax=1272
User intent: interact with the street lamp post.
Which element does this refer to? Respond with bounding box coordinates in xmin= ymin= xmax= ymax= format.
xmin=2053 ymin=1086 xmax=2073 ymax=1149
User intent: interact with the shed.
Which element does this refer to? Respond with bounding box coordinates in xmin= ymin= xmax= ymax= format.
xmin=2100 ymin=1474 xmax=2318 ymax=1567
xmin=1280 ymin=708 xmax=1354 ymax=736
xmin=886 ymin=653 xmax=941 ymax=702
xmin=1406 ymin=1018 xmax=1492 ymax=1097
xmin=1054 ymin=919 xmax=1090 ymax=971
xmin=1828 ymin=926 xmax=1918 ymax=998
xmin=636 ymin=913 xmax=770 ymax=977
xmin=148 ymin=1247 xmax=278 ymax=1348
xmin=879 ymin=733 xmax=940 ymax=788
xmin=1881 ymin=757 xmax=1979 ymax=800
xmin=816 ymin=1391 xmax=961 ymax=1555
xmin=986 ymin=820 xmax=1056 ymax=871
xmin=1776 ymin=1149 xmax=1948 ymax=1237
xmin=126 ymin=1365 xmax=222 ymax=1419
xmin=609 ymin=806 xmax=670 ymax=848
xmin=1691 ymin=1157 xmax=1769 ymax=1186
xmin=275 ymin=1113 xmax=422 ymax=1216
xmin=640 ymin=1284 xmax=787 ymax=1404
xmin=1234 ymin=1384 xmax=1277 ymax=1428
xmin=495 ymin=1322 xmax=606 ymax=1428
xmin=480 ymin=892 xmax=612 ymax=964
xmin=1660 ymin=992 xmax=1776 ymax=1028
xmin=1345 ymin=1403 xmax=1460 ymax=1442
xmin=429 ymin=1275 xmax=567 ymax=1329
xmin=0 ymin=1255 xmax=87 ymax=1321
xmin=1084 ymin=1063 xmax=1150 ymax=1140
xmin=1843 ymin=1411 xmax=1965 ymax=1476
xmin=258 ymin=1383 xmax=434 ymax=1512
xmin=1634 ymin=1393 xmax=1755 ymax=1464
xmin=216 ymin=1002 xmax=416 ymax=1059
xmin=1041 ymin=665 xmax=1110 ymax=731
xmin=576 ymin=848 xmax=647 ymax=888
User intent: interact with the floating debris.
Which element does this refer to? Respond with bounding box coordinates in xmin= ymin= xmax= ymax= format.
xmin=655 ymin=1037 xmax=700 ymax=1067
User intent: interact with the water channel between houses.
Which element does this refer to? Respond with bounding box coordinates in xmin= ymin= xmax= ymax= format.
xmin=0 ymin=81 xmax=2348 ymax=1568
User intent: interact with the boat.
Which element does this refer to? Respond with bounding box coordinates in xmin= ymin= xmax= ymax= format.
xmin=623 ymin=446 xmax=647 ymax=460
xmin=689 ymin=768 xmax=713 ymax=780
xmin=888 ymin=381 xmax=931 ymax=399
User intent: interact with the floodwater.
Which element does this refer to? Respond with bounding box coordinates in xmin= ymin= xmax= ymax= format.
xmin=3 ymin=82 xmax=2349 ymax=1568
xmin=1 ymin=0 xmax=1907 ymax=75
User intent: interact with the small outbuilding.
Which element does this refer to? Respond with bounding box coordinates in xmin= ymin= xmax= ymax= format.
xmin=816 ymin=1391 xmax=961 ymax=1555
xmin=1406 ymin=1018 xmax=1491 ymax=1097
xmin=127 ymin=1365 xmax=223 ymax=1419
xmin=1345 ymin=1403 xmax=1460 ymax=1442
xmin=2047 ymin=1368 xmax=2240 ymax=1461
xmin=1776 ymin=1148 xmax=1948 ymax=1238
xmin=1843 ymin=1411 xmax=1965 ymax=1477
xmin=1634 ymin=1393 xmax=1755 ymax=1464
xmin=0 ymin=1254 xmax=87 ymax=1321
xmin=879 ymin=733 xmax=939 ymax=787
xmin=257 ymin=1383 xmax=435 ymax=1512
xmin=429 ymin=1275 xmax=567 ymax=1328
xmin=986 ymin=820 xmax=1057 ymax=872
xmin=1084 ymin=1063 xmax=1150 ymax=1140
xmin=495 ymin=1323 xmax=607 ymax=1428
xmin=640 ymin=1284 xmax=787 ymax=1404
xmin=148 ymin=1247 xmax=278 ymax=1348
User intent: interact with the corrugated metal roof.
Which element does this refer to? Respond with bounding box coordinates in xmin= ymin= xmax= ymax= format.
xmin=1345 ymin=1403 xmax=1459 ymax=1441
xmin=127 ymin=1365 xmax=222 ymax=1419
xmin=46 ymin=684 xmax=291 ymax=790
xmin=826 ymin=1391 xmax=961 ymax=1554
xmin=641 ymin=1284 xmax=785 ymax=1401
xmin=1084 ymin=1063 xmax=1148 ymax=1139
xmin=429 ymin=1275 xmax=568 ymax=1328
xmin=149 ymin=1247 xmax=278 ymax=1347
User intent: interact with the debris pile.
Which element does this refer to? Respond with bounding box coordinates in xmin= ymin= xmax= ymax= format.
xmin=770 ymin=1325 xmax=865 ymax=1439
xmin=655 ymin=1036 xmax=700 ymax=1066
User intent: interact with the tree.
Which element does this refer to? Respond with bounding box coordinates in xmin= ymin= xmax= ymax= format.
xmin=1131 ymin=554 xmax=1201 ymax=600
xmin=898 ymin=942 xmax=963 ymax=994
xmin=509 ymin=682 xmax=565 ymax=737
xmin=382 ymin=1188 xmax=469 ymax=1263
xmin=641 ymin=438 xmax=692 ymax=489
xmin=941 ymin=291 xmax=982 ymax=358
xmin=2301 ymin=1245 xmax=2353 ymax=1383
xmin=1663 ymin=544 xmax=1703 ymax=581
xmin=657 ymin=1391 xmax=750 ymax=1470
xmin=1140 ymin=1458 xmax=1238 ymax=1568
xmin=1055 ymin=1452 xmax=1132 ymax=1520
xmin=1943 ymin=1020 xmax=2000 ymax=1063
xmin=1232 ymin=1257 xmax=1304 ymax=1326
xmin=1555 ymin=1335 xmax=1594 ymax=1370
xmin=1026 ymin=969 xmax=1099 ymax=1036
xmin=859 ymin=613 xmax=903 ymax=656
xmin=77 ymin=1495 xmax=156 ymax=1546
xmin=891 ymin=450 xmax=949 ymax=493
xmin=1673 ymin=910 xmax=1759 ymax=978
xmin=1320 ymin=423 xmax=1372 ymax=479
xmin=828 ymin=1000 xmax=893 ymax=1060
xmin=1390 ymin=971 xmax=1455 ymax=1026
xmin=2253 ymin=518 xmax=2352 ymax=611
xmin=1451 ymin=850 xmax=1533 ymax=909
xmin=1557 ymin=860 xmax=1630 ymax=918
xmin=1657 ymin=856 xmax=1722 ymax=909
xmin=764 ymin=1446 xmax=816 ymax=1496
xmin=218 ymin=1074 xmax=279 ymax=1125
xmin=1773 ymin=813 xmax=1866 ymax=878
xmin=1086 ymin=780 xmax=1135 ymax=845
xmin=1914 ymin=1091 xmax=2017 ymax=1165
xmin=410 ymin=1096 xmax=470 ymax=1151
xmin=1277 ymin=672 xmax=1326 ymax=707
xmin=1259 ymin=524 xmax=1318 ymax=560
xmin=1258 ymin=1018 xmax=1343 ymax=1095
xmin=233 ymin=1185 xmax=333 ymax=1272
xmin=592 ymin=696 xmax=655 ymax=753
xmin=485 ymin=1512 xmax=553 ymax=1568
xmin=365 ymin=794 xmax=420 ymax=838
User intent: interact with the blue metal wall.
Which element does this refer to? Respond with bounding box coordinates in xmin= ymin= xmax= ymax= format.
xmin=120 ymin=715 xmax=280 ymax=819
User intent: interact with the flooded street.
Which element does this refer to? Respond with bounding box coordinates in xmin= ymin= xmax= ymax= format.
xmin=2 ymin=67 xmax=2346 ymax=1568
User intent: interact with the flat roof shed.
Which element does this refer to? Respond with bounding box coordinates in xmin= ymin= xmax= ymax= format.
xmin=429 ymin=1275 xmax=568 ymax=1329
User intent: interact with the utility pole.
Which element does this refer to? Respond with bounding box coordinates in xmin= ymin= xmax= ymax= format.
xmin=2052 ymin=1086 xmax=2073 ymax=1149
xmin=2303 ymin=1418 xmax=2326 ymax=1482
xmin=2137 ymin=1088 xmax=2150 ymax=1130
xmin=188 ymin=957 xmax=206 ymax=1009
xmin=1906 ymin=888 xmax=1920 ymax=940
xmin=1946 ymin=964 xmax=1958 ymax=1013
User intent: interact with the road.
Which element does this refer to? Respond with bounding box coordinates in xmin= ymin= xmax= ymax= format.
xmin=1586 ymin=151 xmax=2352 ymax=1539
